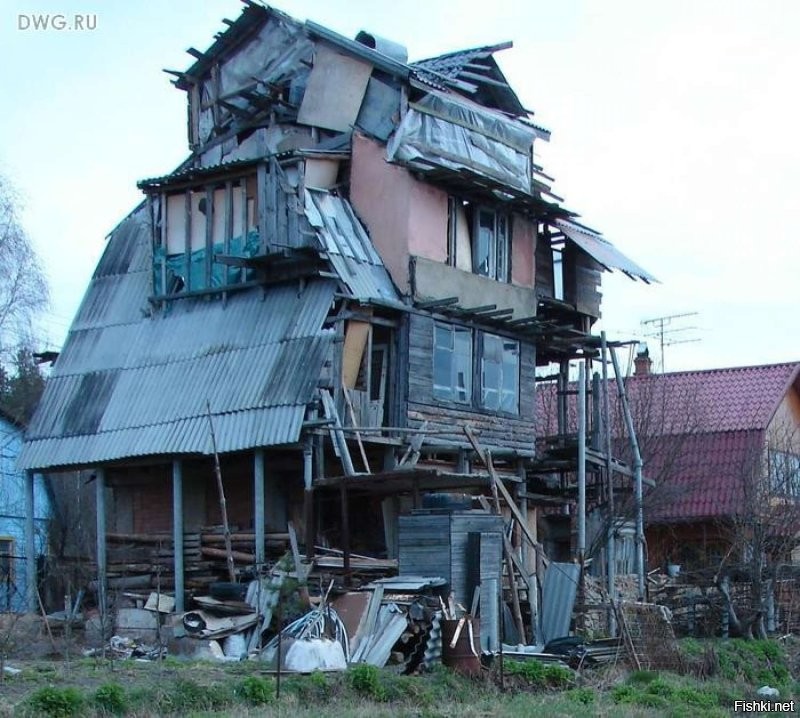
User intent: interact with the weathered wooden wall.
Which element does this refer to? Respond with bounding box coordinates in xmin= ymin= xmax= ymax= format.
xmin=405 ymin=312 xmax=536 ymax=451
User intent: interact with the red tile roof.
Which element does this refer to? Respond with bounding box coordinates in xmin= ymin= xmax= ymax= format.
xmin=536 ymin=361 xmax=800 ymax=522
xmin=624 ymin=362 xmax=799 ymax=435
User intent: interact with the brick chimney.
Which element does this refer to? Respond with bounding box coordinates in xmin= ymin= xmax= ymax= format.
xmin=634 ymin=344 xmax=652 ymax=376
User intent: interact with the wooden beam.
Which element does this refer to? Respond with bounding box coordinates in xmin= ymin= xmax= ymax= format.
xmin=465 ymin=427 xmax=548 ymax=564
xmin=172 ymin=460 xmax=185 ymax=613
xmin=25 ymin=471 xmax=36 ymax=613
xmin=254 ymin=449 xmax=265 ymax=566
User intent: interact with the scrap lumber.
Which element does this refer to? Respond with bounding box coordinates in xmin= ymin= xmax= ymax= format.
xmin=465 ymin=426 xmax=548 ymax=567
xmin=343 ymin=386 xmax=371 ymax=473
xmin=206 ymin=400 xmax=237 ymax=583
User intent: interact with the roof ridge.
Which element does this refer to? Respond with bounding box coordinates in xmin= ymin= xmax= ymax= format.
xmin=626 ymin=360 xmax=799 ymax=379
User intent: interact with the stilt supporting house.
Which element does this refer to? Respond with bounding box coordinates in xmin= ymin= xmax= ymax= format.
xmin=24 ymin=470 xmax=36 ymax=613
xmin=95 ymin=468 xmax=107 ymax=616
xmin=253 ymin=450 xmax=265 ymax=567
xmin=172 ymin=460 xmax=184 ymax=613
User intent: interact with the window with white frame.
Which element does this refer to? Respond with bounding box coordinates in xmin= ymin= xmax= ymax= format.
xmin=433 ymin=323 xmax=472 ymax=404
xmin=432 ymin=323 xmax=520 ymax=414
xmin=480 ymin=332 xmax=519 ymax=413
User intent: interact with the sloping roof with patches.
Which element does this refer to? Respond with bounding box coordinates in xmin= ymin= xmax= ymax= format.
xmin=19 ymin=206 xmax=337 ymax=471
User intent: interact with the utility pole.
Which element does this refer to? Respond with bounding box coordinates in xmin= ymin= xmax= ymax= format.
xmin=641 ymin=312 xmax=700 ymax=372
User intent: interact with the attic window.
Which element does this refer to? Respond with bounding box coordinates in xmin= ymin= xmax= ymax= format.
xmin=447 ymin=197 xmax=510 ymax=282
xmin=154 ymin=175 xmax=259 ymax=296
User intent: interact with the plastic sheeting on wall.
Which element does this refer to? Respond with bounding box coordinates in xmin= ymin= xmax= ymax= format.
xmin=386 ymin=91 xmax=537 ymax=194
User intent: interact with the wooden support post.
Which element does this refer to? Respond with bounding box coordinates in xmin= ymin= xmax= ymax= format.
xmin=254 ymin=449 xmax=266 ymax=567
xmin=302 ymin=440 xmax=314 ymax=560
xmin=172 ymin=460 xmax=185 ymax=613
xmin=465 ymin=427 xmax=547 ymax=565
xmin=24 ymin=471 xmax=36 ymax=613
xmin=340 ymin=483 xmax=351 ymax=586
xmin=206 ymin=402 xmax=236 ymax=583
xmin=95 ymin=468 xmax=107 ymax=617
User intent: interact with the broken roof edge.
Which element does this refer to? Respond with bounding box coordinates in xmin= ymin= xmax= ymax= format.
xmin=413 ymin=40 xmax=514 ymax=67
xmin=175 ymin=2 xmax=297 ymax=89
xmin=555 ymin=218 xmax=659 ymax=284
xmin=304 ymin=19 xmax=412 ymax=80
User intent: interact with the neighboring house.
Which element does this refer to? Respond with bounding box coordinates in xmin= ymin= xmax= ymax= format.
xmin=0 ymin=408 xmax=51 ymax=612
xmin=18 ymin=3 xmax=652 ymax=624
xmin=622 ymin=354 xmax=800 ymax=571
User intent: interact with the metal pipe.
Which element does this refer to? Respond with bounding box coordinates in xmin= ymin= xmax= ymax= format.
xmin=172 ymin=460 xmax=185 ymax=613
xmin=577 ymin=361 xmax=586 ymax=561
xmin=609 ymin=347 xmax=646 ymax=601
xmin=600 ymin=332 xmax=617 ymax=634
xmin=25 ymin=471 xmax=36 ymax=613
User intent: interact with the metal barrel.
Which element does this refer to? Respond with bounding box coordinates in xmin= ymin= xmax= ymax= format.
xmin=440 ymin=618 xmax=481 ymax=676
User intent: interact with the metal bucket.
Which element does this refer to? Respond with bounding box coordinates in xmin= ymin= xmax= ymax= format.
xmin=441 ymin=618 xmax=481 ymax=676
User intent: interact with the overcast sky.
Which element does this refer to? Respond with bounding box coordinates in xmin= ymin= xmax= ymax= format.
xmin=2 ymin=0 xmax=797 ymax=373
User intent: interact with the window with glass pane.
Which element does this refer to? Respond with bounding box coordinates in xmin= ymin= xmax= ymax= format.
xmin=480 ymin=332 xmax=519 ymax=413
xmin=433 ymin=323 xmax=472 ymax=403
xmin=472 ymin=207 xmax=510 ymax=281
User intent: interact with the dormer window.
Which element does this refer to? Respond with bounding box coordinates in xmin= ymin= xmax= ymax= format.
xmin=447 ymin=197 xmax=510 ymax=282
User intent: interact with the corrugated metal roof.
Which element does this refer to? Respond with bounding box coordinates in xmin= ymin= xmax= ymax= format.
xmin=20 ymin=205 xmax=337 ymax=471
xmin=304 ymin=189 xmax=402 ymax=306
xmin=556 ymin=219 xmax=658 ymax=284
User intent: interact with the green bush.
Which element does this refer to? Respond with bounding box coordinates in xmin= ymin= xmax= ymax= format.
xmin=239 ymin=675 xmax=273 ymax=706
xmin=611 ymin=684 xmax=639 ymax=704
xmin=566 ymin=687 xmax=595 ymax=704
xmin=94 ymin=683 xmax=127 ymax=715
xmin=349 ymin=664 xmax=387 ymax=701
xmin=504 ymin=660 xmax=572 ymax=689
xmin=674 ymin=685 xmax=719 ymax=709
xmin=157 ymin=679 xmax=234 ymax=713
xmin=26 ymin=686 xmax=84 ymax=717
xmin=627 ymin=670 xmax=659 ymax=685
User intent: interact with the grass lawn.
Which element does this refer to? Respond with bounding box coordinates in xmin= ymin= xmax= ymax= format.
xmin=0 ymin=638 xmax=797 ymax=716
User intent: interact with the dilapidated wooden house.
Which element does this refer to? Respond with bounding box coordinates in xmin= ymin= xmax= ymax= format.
xmin=18 ymin=3 xmax=653 ymax=638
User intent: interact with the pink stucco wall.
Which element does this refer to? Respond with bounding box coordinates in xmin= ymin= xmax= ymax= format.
xmin=407 ymin=179 xmax=448 ymax=263
xmin=511 ymin=213 xmax=535 ymax=288
xmin=351 ymin=133 xmax=537 ymax=294
xmin=351 ymin=133 xmax=449 ymax=293
xmin=350 ymin=133 xmax=413 ymax=293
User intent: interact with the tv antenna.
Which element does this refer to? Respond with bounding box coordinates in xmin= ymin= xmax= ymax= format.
xmin=641 ymin=312 xmax=700 ymax=372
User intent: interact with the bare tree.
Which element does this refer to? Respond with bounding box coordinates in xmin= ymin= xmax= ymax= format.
xmin=714 ymin=420 xmax=800 ymax=639
xmin=0 ymin=172 xmax=48 ymax=354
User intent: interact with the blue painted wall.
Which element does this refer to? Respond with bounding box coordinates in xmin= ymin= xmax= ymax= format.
xmin=0 ymin=412 xmax=51 ymax=612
